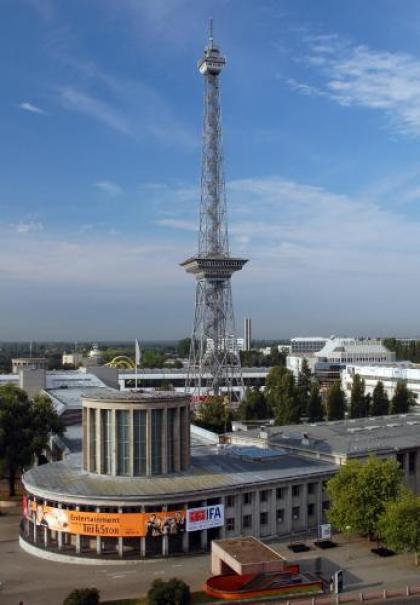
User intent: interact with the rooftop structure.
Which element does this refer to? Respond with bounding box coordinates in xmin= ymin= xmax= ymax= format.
xmin=181 ymin=22 xmax=247 ymax=403
xmin=290 ymin=337 xmax=327 ymax=354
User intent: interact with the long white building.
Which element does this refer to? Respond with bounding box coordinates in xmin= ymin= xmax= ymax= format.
xmin=287 ymin=336 xmax=395 ymax=382
xmin=342 ymin=362 xmax=420 ymax=401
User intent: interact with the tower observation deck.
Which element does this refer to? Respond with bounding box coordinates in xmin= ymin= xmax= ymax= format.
xmin=181 ymin=21 xmax=248 ymax=403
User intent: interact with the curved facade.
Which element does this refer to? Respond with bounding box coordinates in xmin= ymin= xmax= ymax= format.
xmin=82 ymin=391 xmax=190 ymax=476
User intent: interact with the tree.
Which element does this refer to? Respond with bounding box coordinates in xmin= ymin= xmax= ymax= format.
xmin=148 ymin=578 xmax=191 ymax=605
xmin=350 ymin=374 xmax=369 ymax=418
xmin=265 ymin=366 xmax=301 ymax=425
xmin=378 ymin=491 xmax=420 ymax=565
xmin=370 ymin=381 xmax=389 ymax=416
xmin=327 ymin=456 xmax=403 ymax=539
xmin=141 ymin=350 xmax=166 ymax=368
xmin=177 ymin=338 xmax=191 ymax=358
xmin=325 ymin=381 xmax=346 ymax=421
xmin=296 ymin=359 xmax=312 ymax=417
xmin=194 ymin=396 xmax=232 ymax=434
xmin=307 ymin=382 xmax=324 ymax=422
xmin=238 ymin=388 xmax=269 ymax=421
xmin=0 ymin=384 xmax=64 ymax=496
xmin=390 ymin=379 xmax=415 ymax=414
xmin=63 ymin=588 xmax=100 ymax=605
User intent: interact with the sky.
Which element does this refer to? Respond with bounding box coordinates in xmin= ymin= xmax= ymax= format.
xmin=3 ymin=0 xmax=420 ymax=340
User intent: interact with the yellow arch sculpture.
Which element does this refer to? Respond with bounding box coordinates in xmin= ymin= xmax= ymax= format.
xmin=105 ymin=355 xmax=136 ymax=369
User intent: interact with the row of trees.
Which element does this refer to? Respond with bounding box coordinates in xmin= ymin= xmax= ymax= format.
xmin=236 ymin=363 xmax=416 ymax=427
xmin=383 ymin=338 xmax=420 ymax=363
xmin=0 ymin=384 xmax=63 ymax=496
xmin=327 ymin=456 xmax=420 ymax=564
xmin=349 ymin=374 xmax=415 ymax=418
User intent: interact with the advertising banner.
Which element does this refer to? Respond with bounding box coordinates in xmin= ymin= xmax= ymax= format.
xmin=26 ymin=499 xmax=186 ymax=538
xmin=320 ymin=523 xmax=332 ymax=540
xmin=186 ymin=504 xmax=224 ymax=532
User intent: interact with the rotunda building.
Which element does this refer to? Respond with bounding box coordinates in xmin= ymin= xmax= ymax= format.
xmin=20 ymin=389 xmax=336 ymax=564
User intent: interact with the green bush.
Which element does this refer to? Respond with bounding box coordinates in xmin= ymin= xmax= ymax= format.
xmin=147 ymin=578 xmax=191 ymax=605
xmin=63 ymin=587 xmax=100 ymax=605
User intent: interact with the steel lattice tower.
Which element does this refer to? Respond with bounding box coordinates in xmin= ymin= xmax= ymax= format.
xmin=181 ymin=21 xmax=247 ymax=403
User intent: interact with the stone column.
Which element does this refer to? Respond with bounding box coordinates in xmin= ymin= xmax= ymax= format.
xmin=285 ymin=485 xmax=293 ymax=535
xmin=129 ymin=409 xmax=134 ymax=476
xmin=32 ymin=497 xmax=38 ymax=544
xmin=118 ymin=507 xmax=124 ymax=558
xmin=162 ymin=505 xmax=168 ymax=556
xmin=146 ymin=409 xmax=152 ymax=476
xmin=302 ymin=483 xmax=308 ymax=532
xmin=269 ymin=488 xmax=277 ymax=537
xmin=57 ymin=503 xmax=63 ymax=550
xmin=200 ymin=500 xmax=208 ymax=550
xmin=175 ymin=408 xmax=181 ymax=471
xmin=162 ymin=408 xmax=168 ymax=474
xmin=75 ymin=506 xmax=81 ymax=554
xmin=96 ymin=408 xmax=102 ymax=473
xmin=219 ymin=496 xmax=226 ymax=539
xmin=140 ymin=505 xmax=146 ymax=557
xmin=86 ymin=407 xmax=91 ymax=472
xmin=96 ymin=506 xmax=101 ymax=555
xmin=182 ymin=503 xmax=189 ymax=553
xmin=112 ymin=409 xmax=117 ymax=476
xmin=253 ymin=491 xmax=260 ymax=538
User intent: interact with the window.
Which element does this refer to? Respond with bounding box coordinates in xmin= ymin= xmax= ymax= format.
xmin=276 ymin=509 xmax=284 ymax=523
xmin=101 ymin=409 xmax=112 ymax=474
xmin=292 ymin=506 xmax=300 ymax=520
xmin=276 ymin=487 xmax=285 ymax=499
xmin=322 ymin=501 xmax=330 ymax=511
xmin=307 ymin=503 xmax=315 ymax=516
xmin=226 ymin=518 xmax=235 ymax=531
xmin=133 ymin=410 xmax=147 ymax=475
xmin=396 ymin=452 xmax=404 ymax=469
xmin=243 ymin=514 xmax=252 ymax=529
xmin=409 ymin=451 xmax=416 ymax=474
xmin=260 ymin=512 xmax=268 ymax=525
xmin=308 ymin=482 xmax=316 ymax=495
xmin=117 ymin=410 xmax=129 ymax=475
xmin=243 ymin=492 xmax=252 ymax=505
xmin=260 ymin=490 xmax=269 ymax=503
xmin=151 ymin=409 xmax=163 ymax=474
xmin=89 ymin=408 xmax=97 ymax=472
xmin=167 ymin=408 xmax=177 ymax=473
xmin=226 ymin=495 xmax=235 ymax=508
xmin=292 ymin=485 xmax=301 ymax=497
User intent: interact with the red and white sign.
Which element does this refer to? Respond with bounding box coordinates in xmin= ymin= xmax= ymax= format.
xmin=186 ymin=504 xmax=224 ymax=532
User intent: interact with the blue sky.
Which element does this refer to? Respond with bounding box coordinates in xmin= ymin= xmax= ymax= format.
xmin=3 ymin=0 xmax=420 ymax=340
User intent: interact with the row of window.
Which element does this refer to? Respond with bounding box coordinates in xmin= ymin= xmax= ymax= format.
xmin=225 ymin=483 xmax=321 ymax=508
xmin=225 ymin=502 xmax=327 ymax=531
xmin=396 ymin=451 xmax=417 ymax=474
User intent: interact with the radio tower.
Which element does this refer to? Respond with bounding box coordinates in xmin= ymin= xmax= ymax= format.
xmin=181 ymin=20 xmax=247 ymax=403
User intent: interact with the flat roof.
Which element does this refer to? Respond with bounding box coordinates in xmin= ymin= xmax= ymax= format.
xmin=23 ymin=433 xmax=335 ymax=503
xmin=214 ymin=537 xmax=282 ymax=564
xmin=248 ymin=413 xmax=420 ymax=457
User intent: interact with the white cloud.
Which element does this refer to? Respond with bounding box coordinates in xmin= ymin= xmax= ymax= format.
xmin=156 ymin=218 xmax=196 ymax=231
xmin=15 ymin=221 xmax=44 ymax=234
xmin=19 ymin=102 xmax=47 ymax=115
xmin=58 ymin=86 xmax=131 ymax=135
xmin=290 ymin=35 xmax=420 ymax=136
xmin=94 ymin=181 xmax=123 ymax=197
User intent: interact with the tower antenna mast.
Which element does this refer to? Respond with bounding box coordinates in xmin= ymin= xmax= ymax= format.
xmin=181 ymin=22 xmax=248 ymax=405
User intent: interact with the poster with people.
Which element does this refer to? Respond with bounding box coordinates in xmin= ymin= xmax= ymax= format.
xmin=24 ymin=498 xmax=186 ymax=538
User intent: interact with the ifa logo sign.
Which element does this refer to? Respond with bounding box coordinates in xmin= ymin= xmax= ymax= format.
xmin=186 ymin=504 xmax=224 ymax=531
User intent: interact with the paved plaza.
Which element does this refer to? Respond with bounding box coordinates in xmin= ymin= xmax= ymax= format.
xmin=1 ymin=507 xmax=420 ymax=605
